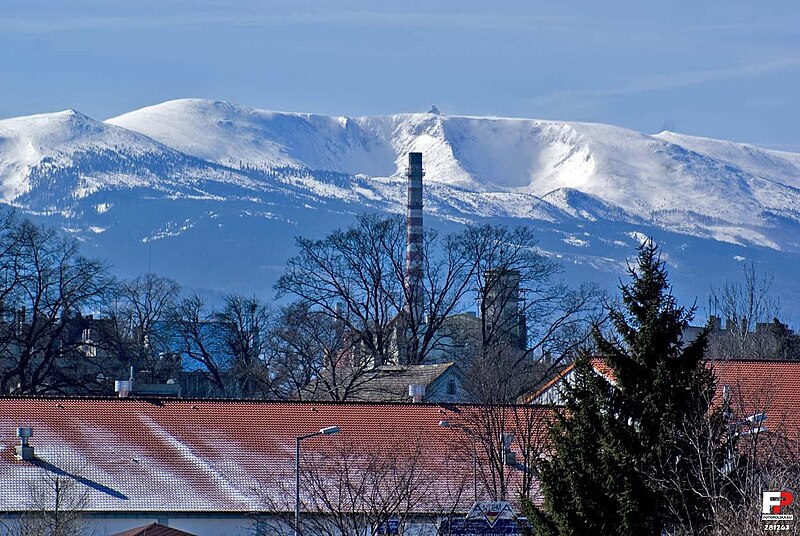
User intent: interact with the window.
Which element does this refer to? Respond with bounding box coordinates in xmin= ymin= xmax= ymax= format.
xmin=447 ymin=380 xmax=457 ymax=396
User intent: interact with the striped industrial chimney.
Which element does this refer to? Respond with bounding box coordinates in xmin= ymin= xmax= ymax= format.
xmin=405 ymin=152 xmax=424 ymax=320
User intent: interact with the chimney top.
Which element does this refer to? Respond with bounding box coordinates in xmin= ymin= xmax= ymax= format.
xmin=15 ymin=426 xmax=34 ymax=461
xmin=115 ymin=380 xmax=133 ymax=398
xmin=408 ymin=384 xmax=426 ymax=403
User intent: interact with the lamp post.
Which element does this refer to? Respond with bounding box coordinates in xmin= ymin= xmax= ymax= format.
xmin=295 ymin=426 xmax=340 ymax=536
xmin=439 ymin=420 xmax=478 ymax=504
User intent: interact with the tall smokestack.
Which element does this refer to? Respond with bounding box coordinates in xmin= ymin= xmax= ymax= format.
xmin=405 ymin=152 xmax=424 ymax=320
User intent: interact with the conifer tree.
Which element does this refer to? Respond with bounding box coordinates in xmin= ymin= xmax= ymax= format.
xmin=527 ymin=239 xmax=729 ymax=535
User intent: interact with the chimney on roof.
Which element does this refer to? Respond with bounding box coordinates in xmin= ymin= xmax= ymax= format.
xmin=405 ymin=153 xmax=424 ymax=323
xmin=114 ymin=367 xmax=181 ymax=398
xmin=15 ymin=427 xmax=34 ymax=461
xmin=114 ymin=366 xmax=135 ymax=398
xmin=408 ymin=383 xmax=426 ymax=403
xmin=500 ymin=432 xmax=516 ymax=466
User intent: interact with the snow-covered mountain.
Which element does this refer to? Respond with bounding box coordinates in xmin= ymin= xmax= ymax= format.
xmin=2 ymin=98 xmax=800 ymax=318
xmin=105 ymin=99 xmax=800 ymax=250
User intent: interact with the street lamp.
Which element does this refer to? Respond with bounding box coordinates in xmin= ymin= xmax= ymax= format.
xmin=295 ymin=426 xmax=340 ymax=535
xmin=439 ymin=420 xmax=478 ymax=504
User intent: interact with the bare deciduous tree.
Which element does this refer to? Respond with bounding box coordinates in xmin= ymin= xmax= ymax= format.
xmin=253 ymin=438 xmax=462 ymax=536
xmin=1 ymin=466 xmax=91 ymax=536
xmin=102 ymin=273 xmax=181 ymax=383
xmin=300 ymin=442 xmax=429 ymax=535
xmin=217 ymin=294 xmax=272 ymax=397
xmin=171 ymin=293 xmax=275 ymax=398
xmin=275 ymin=215 xmax=406 ymax=370
xmin=459 ymin=225 xmax=601 ymax=404
xmin=657 ymin=378 xmax=800 ymax=535
xmin=456 ymin=405 xmax=549 ymax=503
xmin=270 ymin=302 xmax=368 ymax=401
xmin=0 ymin=217 xmax=115 ymax=395
xmin=706 ymin=263 xmax=798 ymax=360
xmin=170 ymin=293 xmax=229 ymax=396
xmin=276 ymin=215 xmax=600 ymax=402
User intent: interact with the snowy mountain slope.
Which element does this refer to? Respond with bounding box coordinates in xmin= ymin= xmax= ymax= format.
xmin=3 ymin=99 xmax=800 ymax=319
xmin=0 ymin=109 xmax=287 ymax=212
xmin=106 ymin=99 xmax=800 ymax=250
xmin=655 ymin=130 xmax=800 ymax=188
xmin=0 ymin=106 xmax=567 ymax=232
xmin=0 ymin=109 xmax=173 ymax=201
xmin=107 ymin=99 xmax=399 ymax=178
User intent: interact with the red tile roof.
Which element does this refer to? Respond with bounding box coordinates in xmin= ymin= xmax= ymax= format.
xmin=0 ymin=398 xmax=549 ymax=514
xmin=708 ymin=359 xmax=800 ymax=438
xmin=588 ymin=357 xmax=613 ymax=380
xmin=112 ymin=523 xmax=197 ymax=536
xmin=528 ymin=357 xmax=800 ymax=438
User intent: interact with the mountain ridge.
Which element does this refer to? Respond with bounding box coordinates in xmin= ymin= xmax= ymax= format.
xmin=4 ymin=99 xmax=800 ymax=252
xmin=94 ymin=99 xmax=800 ymax=250
xmin=2 ymin=98 xmax=800 ymax=320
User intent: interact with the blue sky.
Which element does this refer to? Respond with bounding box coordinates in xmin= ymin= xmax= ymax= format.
xmin=2 ymin=1 xmax=799 ymax=148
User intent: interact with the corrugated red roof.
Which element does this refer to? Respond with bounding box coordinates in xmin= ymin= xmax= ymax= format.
xmin=0 ymin=398 xmax=548 ymax=514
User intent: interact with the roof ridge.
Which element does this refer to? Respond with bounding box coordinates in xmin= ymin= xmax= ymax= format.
xmin=0 ymin=396 xmax=551 ymax=408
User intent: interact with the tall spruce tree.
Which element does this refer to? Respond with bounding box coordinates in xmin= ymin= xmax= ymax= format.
xmin=527 ymin=239 xmax=729 ymax=535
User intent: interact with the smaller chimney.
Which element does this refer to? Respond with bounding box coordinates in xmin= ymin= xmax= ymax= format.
xmin=408 ymin=384 xmax=426 ymax=403
xmin=115 ymin=366 xmax=135 ymax=398
xmin=114 ymin=380 xmax=132 ymax=398
xmin=500 ymin=432 xmax=516 ymax=466
xmin=15 ymin=427 xmax=34 ymax=461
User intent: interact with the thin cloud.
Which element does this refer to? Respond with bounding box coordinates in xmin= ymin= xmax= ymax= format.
xmin=530 ymin=56 xmax=800 ymax=107
xmin=0 ymin=10 xmax=662 ymax=34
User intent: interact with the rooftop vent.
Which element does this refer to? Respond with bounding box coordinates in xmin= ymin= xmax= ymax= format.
xmin=115 ymin=380 xmax=133 ymax=398
xmin=408 ymin=384 xmax=426 ymax=403
xmin=115 ymin=366 xmax=135 ymax=398
xmin=15 ymin=426 xmax=34 ymax=461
